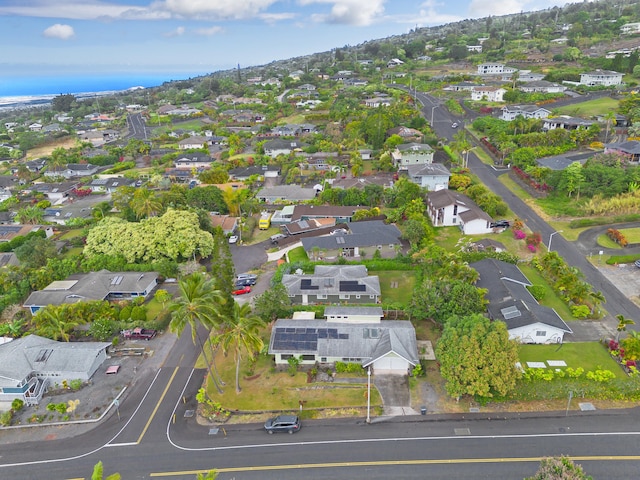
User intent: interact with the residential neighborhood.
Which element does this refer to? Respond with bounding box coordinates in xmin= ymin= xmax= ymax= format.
xmin=2 ymin=3 xmax=640 ymax=461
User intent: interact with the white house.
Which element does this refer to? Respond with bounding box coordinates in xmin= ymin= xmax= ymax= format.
xmin=178 ymin=136 xmax=210 ymax=150
xmin=392 ymin=143 xmax=434 ymax=167
xmin=471 ymin=259 xmax=572 ymax=344
xmin=0 ymin=335 xmax=111 ymax=406
xmin=470 ymin=86 xmax=506 ymax=102
xmin=501 ymin=105 xmax=551 ymax=121
xmin=519 ymin=80 xmax=567 ymax=93
xmin=621 ymin=22 xmax=640 ymax=35
xmin=579 ymin=70 xmax=624 ymax=86
xmin=268 ymin=306 xmax=418 ymax=375
xmin=426 ymin=189 xmax=493 ymax=235
xmin=477 ymin=63 xmax=517 ymax=75
xmin=404 ymin=163 xmax=450 ymax=190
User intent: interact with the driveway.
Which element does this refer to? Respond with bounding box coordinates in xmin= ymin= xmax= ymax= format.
xmin=373 ymin=375 xmax=416 ymax=416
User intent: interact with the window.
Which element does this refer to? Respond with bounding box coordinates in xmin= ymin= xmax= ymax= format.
xmin=281 ymin=354 xmax=293 ymax=360
xmin=453 ymin=205 xmax=458 ymax=215
xmin=321 ymin=357 xmax=327 ymax=362
xmin=536 ymin=331 xmax=546 ymax=337
xmin=317 ymin=294 xmax=327 ymax=299
xmin=301 ymin=355 xmax=315 ymax=361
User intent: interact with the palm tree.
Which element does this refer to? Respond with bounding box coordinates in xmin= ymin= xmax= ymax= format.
xmin=91 ymin=461 xmax=121 ymax=480
xmin=616 ymin=314 xmax=635 ymax=342
xmin=35 ymin=306 xmax=79 ymax=342
xmin=169 ymin=272 xmax=225 ymax=394
xmin=219 ymin=301 xmax=265 ymax=393
xmin=131 ymin=188 xmax=163 ymax=219
xmin=196 ymin=471 xmax=218 ymax=480
xmin=604 ymin=111 xmax=617 ymax=143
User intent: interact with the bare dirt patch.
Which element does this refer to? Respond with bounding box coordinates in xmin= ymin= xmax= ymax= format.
xmin=26 ymin=137 xmax=78 ymax=159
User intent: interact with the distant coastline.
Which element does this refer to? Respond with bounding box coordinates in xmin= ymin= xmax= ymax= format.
xmin=0 ymin=72 xmax=209 ymax=111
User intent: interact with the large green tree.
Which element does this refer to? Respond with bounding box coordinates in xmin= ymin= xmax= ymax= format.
xmin=253 ymin=283 xmax=292 ymax=323
xmin=411 ymin=279 xmax=486 ymax=324
xmin=436 ymin=314 xmax=520 ymax=401
xmin=84 ymin=209 xmax=215 ymax=263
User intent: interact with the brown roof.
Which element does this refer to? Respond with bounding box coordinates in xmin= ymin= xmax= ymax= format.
xmin=209 ymin=215 xmax=239 ymax=232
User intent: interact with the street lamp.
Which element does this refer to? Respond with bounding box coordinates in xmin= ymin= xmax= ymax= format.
xmin=430 ymin=105 xmax=437 ymax=126
xmin=366 ymin=367 xmax=371 ymax=424
xmin=548 ymin=230 xmax=563 ymax=252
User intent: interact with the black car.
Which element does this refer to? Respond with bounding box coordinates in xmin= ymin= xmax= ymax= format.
xmin=235 ymin=278 xmax=255 ymax=287
xmin=491 ymin=220 xmax=510 ymax=228
xmin=264 ymin=415 xmax=301 ymax=434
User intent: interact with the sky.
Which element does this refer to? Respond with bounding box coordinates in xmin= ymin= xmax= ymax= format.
xmin=1 ymin=0 xmax=572 ymax=83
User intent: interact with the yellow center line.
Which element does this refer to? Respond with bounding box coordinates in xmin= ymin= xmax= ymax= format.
xmin=137 ymin=366 xmax=179 ymax=444
xmin=149 ymin=455 xmax=640 ymax=477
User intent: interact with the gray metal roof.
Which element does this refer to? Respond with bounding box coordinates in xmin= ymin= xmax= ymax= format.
xmin=268 ymin=319 xmax=417 ymax=365
xmin=470 ymin=259 xmax=572 ymax=333
xmin=324 ymin=306 xmax=383 ymax=317
xmin=282 ymin=265 xmax=381 ymax=297
xmin=301 ymin=220 xmax=401 ymax=250
xmin=24 ymin=270 xmax=159 ymax=309
xmin=0 ymin=335 xmax=111 ymax=387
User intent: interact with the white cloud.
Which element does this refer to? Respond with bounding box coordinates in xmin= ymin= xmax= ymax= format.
xmin=194 ymin=26 xmax=224 ymax=36
xmin=0 ymin=1 xmax=149 ymax=20
xmin=163 ymin=26 xmax=185 ymax=37
xmin=259 ymin=12 xmax=297 ymax=24
xmin=43 ymin=23 xmax=75 ymax=40
xmin=155 ymin=0 xmax=279 ymax=20
xmin=302 ymin=0 xmax=386 ymax=26
xmin=467 ymin=0 xmax=569 ymax=18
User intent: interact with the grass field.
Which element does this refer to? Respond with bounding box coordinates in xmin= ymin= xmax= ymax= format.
xmin=202 ymin=345 xmax=381 ymax=413
xmin=378 ymin=270 xmax=417 ymax=305
xmin=597 ymin=233 xmax=622 ymax=249
xmin=518 ymin=264 xmax=576 ymax=321
xmin=287 ymin=246 xmax=309 ymax=263
xmin=552 ymin=96 xmax=619 ymax=117
xmin=619 ymin=227 xmax=640 ymax=244
xmin=518 ymin=342 xmax=625 ymax=379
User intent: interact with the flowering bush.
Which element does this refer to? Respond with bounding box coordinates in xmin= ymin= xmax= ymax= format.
xmin=527 ymin=244 xmax=536 ymax=252
xmin=513 ymin=230 xmax=526 ymax=240
xmin=607 ymin=228 xmax=628 ymax=247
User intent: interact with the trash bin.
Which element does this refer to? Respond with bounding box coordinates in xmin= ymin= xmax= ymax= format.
xmin=420 ymin=406 xmax=427 ymax=415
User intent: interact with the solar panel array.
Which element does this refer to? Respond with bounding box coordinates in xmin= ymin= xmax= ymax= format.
xmin=273 ymin=327 xmax=349 ymax=351
xmin=300 ymin=279 xmax=319 ymax=290
xmin=339 ymin=280 xmax=366 ymax=292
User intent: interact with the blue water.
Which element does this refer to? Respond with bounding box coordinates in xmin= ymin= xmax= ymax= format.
xmin=0 ymin=72 xmax=209 ymax=97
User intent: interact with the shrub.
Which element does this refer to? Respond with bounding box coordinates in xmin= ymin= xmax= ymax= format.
xmin=11 ymin=398 xmax=24 ymax=411
xmin=607 ymin=228 xmax=628 ymax=247
xmin=571 ymin=304 xmax=591 ymax=318
xmin=513 ymin=229 xmax=526 ymax=240
xmin=527 ymin=285 xmax=546 ymax=301
xmin=287 ymin=356 xmax=300 ymax=376
xmin=0 ymin=410 xmax=13 ymax=426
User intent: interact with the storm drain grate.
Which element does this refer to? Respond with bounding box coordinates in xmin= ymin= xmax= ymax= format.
xmin=454 ymin=428 xmax=471 ymax=436
xmin=209 ymin=428 xmax=220 ymax=435
xmin=184 ymin=410 xmax=194 ymax=418
xmin=579 ymin=402 xmax=596 ymax=411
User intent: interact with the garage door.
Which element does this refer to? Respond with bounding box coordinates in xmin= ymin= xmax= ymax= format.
xmin=374 ymin=356 xmax=407 ymax=375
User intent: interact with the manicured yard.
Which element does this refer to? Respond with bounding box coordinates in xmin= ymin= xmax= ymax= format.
xmin=553 ymin=96 xmax=619 ymax=117
xmin=378 ymin=270 xmax=417 ymax=305
xmin=618 ymin=228 xmax=640 ymax=244
xmin=58 ymin=229 xmax=84 ymax=240
xmin=519 ymin=342 xmax=625 ymax=379
xmin=518 ymin=264 xmax=576 ymax=321
xmin=287 ymin=246 xmax=309 ymax=263
xmin=201 ymin=344 xmax=381 ymax=413
xmin=597 ymin=234 xmax=622 ymax=249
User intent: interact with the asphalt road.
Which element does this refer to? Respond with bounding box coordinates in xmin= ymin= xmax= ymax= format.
xmin=410 ymin=90 xmax=640 ymax=332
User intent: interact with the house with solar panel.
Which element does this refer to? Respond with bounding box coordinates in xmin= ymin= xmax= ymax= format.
xmin=0 ymin=334 xmax=111 ymax=406
xmin=470 ymin=259 xmax=572 ymax=344
xmin=281 ymin=265 xmax=381 ymax=305
xmin=268 ymin=307 xmax=418 ymax=375
xmin=24 ymin=270 xmax=159 ymax=315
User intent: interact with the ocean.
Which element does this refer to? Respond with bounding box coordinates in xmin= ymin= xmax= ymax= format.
xmin=0 ymin=72 xmax=209 ymax=110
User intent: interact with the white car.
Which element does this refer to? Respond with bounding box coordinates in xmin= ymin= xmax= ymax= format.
xmin=228 ymin=235 xmax=239 ymax=244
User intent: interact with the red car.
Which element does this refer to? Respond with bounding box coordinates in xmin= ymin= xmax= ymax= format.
xmin=232 ymin=286 xmax=251 ymax=295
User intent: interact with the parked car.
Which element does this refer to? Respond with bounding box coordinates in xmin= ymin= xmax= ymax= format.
xmin=491 ymin=220 xmax=510 ymax=228
xmin=264 ymin=415 xmax=301 ymax=434
xmin=330 ymin=228 xmax=348 ymax=235
xmin=232 ymin=286 xmax=251 ymax=295
xmin=634 ymin=259 xmax=640 ymax=268
xmin=270 ymin=233 xmax=287 ymax=245
xmin=451 ymin=122 xmax=458 ymax=128
xmin=228 ymin=235 xmax=239 ymax=244
xmin=235 ymin=278 xmax=255 ymax=287
xmin=122 ymin=327 xmax=157 ymax=340
xmin=237 ymin=273 xmax=258 ymax=282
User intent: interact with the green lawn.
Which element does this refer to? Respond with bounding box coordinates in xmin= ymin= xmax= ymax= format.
xmin=518 ymin=264 xmax=576 ymax=321
xmin=619 ymin=228 xmax=640 ymax=244
xmin=287 ymin=246 xmax=309 ymax=263
xmin=519 ymin=342 xmax=625 ymax=379
xmin=553 ymin=96 xmax=619 ymax=117
xmin=597 ymin=234 xmax=622 ymax=249
xmin=58 ymin=229 xmax=84 ymax=240
xmin=201 ymin=344 xmax=382 ymax=413
xmin=378 ymin=270 xmax=417 ymax=305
